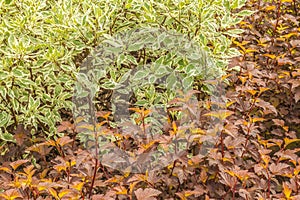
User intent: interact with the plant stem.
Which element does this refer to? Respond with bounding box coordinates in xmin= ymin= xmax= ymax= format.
xmin=89 ymin=158 xmax=98 ymax=198
xmin=266 ymin=167 xmax=271 ymax=198
xmin=220 ymin=130 xmax=224 ymax=160
xmin=274 ymin=0 xmax=282 ymax=32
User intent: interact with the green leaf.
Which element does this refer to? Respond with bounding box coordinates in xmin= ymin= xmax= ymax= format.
xmin=118 ymin=70 xmax=131 ymax=83
xmin=5 ymin=0 xmax=13 ymax=4
xmin=166 ymin=73 xmax=177 ymax=90
xmin=154 ymin=65 xmax=171 ymax=76
xmin=0 ymin=71 xmax=10 ymax=80
xmin=102 ymin=80 xmax=117 ymax=89
xmin=126 ymin=55 xmax=138 ymax=65
xmin=0 ymin=130 xmax=15 ymax=143
xmin=93 ymin=69 xmax=106 ymax=80
xmin=226 ymin=48 xmax=242 ymax=57
xmin=223 ymin=29 xmax=244 ymax=37
xmin=231 ymin=0 xmax=247 ymax=9
xmin=229 ymin=66 xmax=241 ymax=72
xmin=42 ymin=93 xmax=52 ymax=102
xmin=132 ymin=70 xmax=149 ymax=81
xmin=0 ymin=86 xmax=7 ymax=98
xmin=60 ymin=64 xmax=74 ymax=72
xmin=185 ymin=64 xmax=197 ymax=76
xmin=0 ymin=112 xmax=11 ymax=128
xmin=12 ymin=68 xmax=24 ymax=78
xmin=182 ymin=76 xmax=193 ymax=89
xmin=54 ymin=85 xmax=63 ymax=96
xmin=236 ymin=10 xmax=256 ymax=17
xmin=104 ymin=39 xmax=123 ymax=48
xmin=148 ymin=74 xmax=157 ymax=84
xmin=7 ymin=34 xmax=17 ymax=50
xmin=135 ymin=99 xmax=149 ymax=106
xmin=127 ymin=42 xmax=144 ymax=51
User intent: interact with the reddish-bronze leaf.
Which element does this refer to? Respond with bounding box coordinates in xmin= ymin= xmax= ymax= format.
xmin=0 ymin=189 xmax=23 ymax=200
xmin=134 ymin=188 xmax=161 ymax=200
xmin=10 ymin=159 xmax=29 ymax=171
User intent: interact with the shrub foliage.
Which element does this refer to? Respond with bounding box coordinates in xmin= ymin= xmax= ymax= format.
xmin=0 ymin=0 xmax=250 ymax=139
xmin=0 ymin=0 xmax=300 ymax=199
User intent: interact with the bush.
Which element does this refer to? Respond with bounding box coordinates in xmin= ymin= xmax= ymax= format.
xmin=0 ymin=0 xmax=252 ymax=140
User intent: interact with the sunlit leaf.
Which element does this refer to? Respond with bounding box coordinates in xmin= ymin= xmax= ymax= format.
xmin=58 ymin=189 xmax=71 ymax=198
xmin=252 ymin=118 xmax=265 ymax=123
xmin=264 ymin=5 xmax=276 ymax=11
xmin=263 ymin=54 xmax=277 ymax=59
xmin=0 ymin=189 xmax=23 ymax=200
xmin=284 ymin=138 xmax=300 ymax=148
xmin=282 ymin=182 xmax=292 ymax=199
xmin=203 ymin=110 xmax=234 ymax=120
xmin=72 ymin=182 xmax=85 ymax=191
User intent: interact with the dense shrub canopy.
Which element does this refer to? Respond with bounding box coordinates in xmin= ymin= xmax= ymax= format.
xmin=0 ymin=0 xmax=250 ymax=138
xmin=0 ymin=0 xmax=299 ymax=199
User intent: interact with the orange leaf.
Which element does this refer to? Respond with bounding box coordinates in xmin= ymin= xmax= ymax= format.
xmin=191 ymin=128 xmax=205 ymax=135
xmin=48 ymin=188 xmax=59 ymax=200
xmin=53 ymin=164 xmax=67 ymax=172
xmin=263 ymin=54 xmax=277 ymax=59
xmin=44 ymin=140 xmax=56 ymax=147
xmin=95 ymin=111 xmax=111 ymax=120
xmin=203 ymin=110 xmax=234 ymax=120
xmin=284 ymin=138 xmax=300 ymax=148
xmin=172 ymin=121 xmax=177 ymax=133
xmin=122 ymin=166 xmax=131 ymax=178
xmin=40 ymin=169 xmax=49 ymax=179
xmin=264 ymin=5 xmax=276 ymax=11
xmin=10 ymin=160 xmax=29 ymax=171
xmin=224 ymin=170 xmax=236 ymax=177
xmin=129 ymin=181 xmax=139 ymax=195
xmin=114 ymin=186 xmax=127 ymax=195
xmin=244 ymin=48 xmax=258 ymax=54
xmin=259 ymin=87 xmax=270 ymax=94
xmin=283 ymin=126 xmax=289 ymax=132
xmin=221 ymin=74 xmax=232 ymax=81
xmin=75 ymin=123 xmax=96 ymax=132
xmin=0 ymin=189 xmax=23 ymax=200
xmin=23 ymin=165 xmax=35 ymax=175
xmin=281 ymin=32 xmax=298 ymax=39
xmin=238 ymin=76 xmax=247 ymax=85
xmin=246 ymin=89 xmax=257 ymax=96
xmin=226 ymin=100 xmax=236 ymax=108
xmin=105 ymin=176 xmax=124 ymax=183
xmin=261 ymin=155 xmax=270 ymax=167
xmin=252 ymin=118 xmax=265 ymax=123
xmin=294 ymin=165 xmax=300 ymax=176
xmin=58 ymin=189 xmax=71 ymax=199
xmin=283 ymin=182 xmax=292 ymax=199
xmin=0 ymin=167 xmax=12 ymax=174
xmin=72 ymin=182 xmax=85 ymax=191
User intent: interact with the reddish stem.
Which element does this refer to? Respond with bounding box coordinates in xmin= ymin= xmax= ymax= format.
xmin=274 ymin=0 xmax=282 ymax=32
xmin=89 ymin=158 xmax=98 ymax=198
xmin=220 ymin=130 xmax=224 ymax=160
xmin=266 ymin=167 xmax=271 ymax=198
